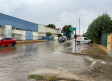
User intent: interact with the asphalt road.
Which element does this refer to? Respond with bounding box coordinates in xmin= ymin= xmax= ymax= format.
xmin=0 ymin=40 xmax=112 ymax=81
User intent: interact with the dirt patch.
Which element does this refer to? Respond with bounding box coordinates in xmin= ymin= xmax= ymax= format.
xmin=29 ymin=67 xmax=80 ymax=81
xmin=81 ymin=44 xmax=107 ymax=55
xmin=17 ymin=40 xmax=45 ymax=45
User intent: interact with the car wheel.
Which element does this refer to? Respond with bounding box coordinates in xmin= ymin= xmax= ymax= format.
xmin=88 ymin=41 xmax=90 ymax=44
xmin=5 ymin=45 xmax=8 ymax=46
xmin=77 ymin=41 xmax=80 ymax=44
xmin=12 ymin=42 xmax=15 ymax=46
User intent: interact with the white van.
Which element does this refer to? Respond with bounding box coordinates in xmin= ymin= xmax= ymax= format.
xmin=76 ymin=37 xmax=91 ymax=44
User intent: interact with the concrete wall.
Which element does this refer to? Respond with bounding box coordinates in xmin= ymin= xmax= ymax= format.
xmin=38 ymin=24 xmax=46 ymax=33
xmin=0 ymin=28 xmax=4 ymax=36
xmin=59 ymin=30 xmax=61 ymax=34
xmin=12 ymin=29 xmax=26 ymax=40
xmin=12 ymin=30 xmax=23 ymax=35
xmin=47 ymin=27 xmax=53 ymax=33
xmin=21 ymin=31 xmax=26 ymax=40
xmin=54 ymin=36 xmax=58 ymax=40
xmin=54 ymin=30 xmax=60 ymax=34
xmin=33 ymin=32 xmax=38 ymax=40
xmin=38 ymin=24 xmax=62 ymax=36
xmin=38 ymin=34 xmax=46 ymax=36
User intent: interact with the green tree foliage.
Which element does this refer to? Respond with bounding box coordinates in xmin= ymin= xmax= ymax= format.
xmin=47 ymin=24 xmax=56 ymax=29
xmin=87 ymin=13 xmax=112 ymax=44
xmin=82 ymin=32 xmax=87 ymax=37
xmin=46 ymin=32 xmax=52 ymax=36
xmin=58 ymin=34 xmax=62 ymax=37
xmin=62 ymin=25 xmax=72 ymax=38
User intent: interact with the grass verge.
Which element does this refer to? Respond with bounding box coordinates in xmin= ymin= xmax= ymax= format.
xmin=28 ymin=74 xmax=57 ymax=81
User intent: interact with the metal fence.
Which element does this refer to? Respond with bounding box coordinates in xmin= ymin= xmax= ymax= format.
xmin=0 ymin=34 xmax=54 ymax=41
xmin=100 ymin=34 xmax=107 ymax=46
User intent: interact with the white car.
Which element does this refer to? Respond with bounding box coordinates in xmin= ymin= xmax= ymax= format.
xmin=76 ymin=37 xmax=91 ymax=44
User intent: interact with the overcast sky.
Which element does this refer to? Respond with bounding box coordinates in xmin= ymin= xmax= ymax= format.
xmin=0 ymin=0 xmax=112 ymax=35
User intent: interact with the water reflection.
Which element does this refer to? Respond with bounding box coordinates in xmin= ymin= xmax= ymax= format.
xmin=0 ymin=40 xmax=112 ymax=81
xmin=0 ymin=47 xmax=17 ymax=54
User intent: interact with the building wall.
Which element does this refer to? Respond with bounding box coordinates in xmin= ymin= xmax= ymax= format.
xmin=47 ymin=27 xmax=53 ymax=33
xmin=61 ymin=30 xmax=66 ymax=36
xmin=26 ymin=31 xmax=33 ymax=40
xmin=38 ymin=33 xmax=46 ymax=40
xmin=0 ymin=28 xmax=4 ymax=37
xmin=12 ymin=30 xmax=23 ymax=35
xmin=54 ymin=35 xmax=58 ymax=40
xmin=38 ymin=24 xmax=46 ymax=33
xmin=54 ymin=30 xmax=60 ymax=34
xmin=21 ymin=31 xmax=26 ymax=40
xmin=0 ymin=28 xmax=4 ymax=35
xmin=0 ymin=13 xmax=38 ymax=31
xmin=12 ymin=29 xmax=26 ymax=40
xmin=33 ymin=32 xmax=38 ymax=40
xmin=59 ymin=30 xmax=61 ymax=34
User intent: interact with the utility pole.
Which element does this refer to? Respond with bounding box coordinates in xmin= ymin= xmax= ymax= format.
xmin=79 ymin=18 xmax=80 ymax=37
xmin=53 ymin=20 xmax=59 ymax=39
xmin=75 ymin=28 xmax=76 ymax=53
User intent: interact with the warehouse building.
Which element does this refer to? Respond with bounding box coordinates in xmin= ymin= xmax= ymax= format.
xmin=0 ymin=13 xmax=61 ymax=41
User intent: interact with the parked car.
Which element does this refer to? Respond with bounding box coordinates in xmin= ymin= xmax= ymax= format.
xmin=63 ymin=36 xmax=67 ymax=41
xmin=76 ymin=37 xmax=91 ymax=44
xmin=0 ymin=37 xmax=17 ymax=46
xmin=58 ymin=37 xmax=66 ymax=42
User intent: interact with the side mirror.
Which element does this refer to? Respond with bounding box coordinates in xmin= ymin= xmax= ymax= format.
xmin=1 ymin=39 xmax=3 ymax=41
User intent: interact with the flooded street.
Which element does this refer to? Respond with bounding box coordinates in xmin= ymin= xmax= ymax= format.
xmin=0 ymin=40 xmax=112 ymax=81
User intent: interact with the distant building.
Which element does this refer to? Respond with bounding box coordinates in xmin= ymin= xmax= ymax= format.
xmin=0 ymin=13 xmax=61 ymax=41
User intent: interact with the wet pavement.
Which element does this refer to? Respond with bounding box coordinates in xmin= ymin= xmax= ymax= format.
xmin=0 ymin=40 xmax=112 ymax=81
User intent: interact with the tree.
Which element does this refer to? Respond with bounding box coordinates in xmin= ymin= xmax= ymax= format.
xmin=82 ymin=32 xmax=87 ymax=37
xmin=46 ymin=32 xmax=52 ymax=36
xmin=58 ymin=34 xmax=62 ymax=37
xmin=47 ymin=24 xmax=56 ymax=29
xmin=62 ymin=25 xmax=72 ymax=38
xmin=87 ymin=13 xmax=112 ymax=44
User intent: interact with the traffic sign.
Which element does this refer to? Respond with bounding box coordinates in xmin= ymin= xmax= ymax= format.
xmin=70 ymin=27 xmax=75 ymax=31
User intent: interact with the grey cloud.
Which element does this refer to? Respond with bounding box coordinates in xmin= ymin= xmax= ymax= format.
xmin=0 ymin=0 xmax=112 ymax=35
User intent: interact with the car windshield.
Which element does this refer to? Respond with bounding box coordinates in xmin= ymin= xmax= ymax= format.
xmin=59 ymin=37 xmax=63 ymax=40
xmin=0 ymin=38 xmax=2 ymax=40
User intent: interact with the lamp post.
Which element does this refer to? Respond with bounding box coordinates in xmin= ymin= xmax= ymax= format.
xmin=53 ymin=20 xmax=59 ymax=38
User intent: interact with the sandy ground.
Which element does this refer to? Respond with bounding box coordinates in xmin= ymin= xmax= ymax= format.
xmin=81 ymin=44 xmax=107 ymax=55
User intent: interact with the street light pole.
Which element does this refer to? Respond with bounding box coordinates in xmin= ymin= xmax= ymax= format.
xmin=79 ymin=18 xmax=80 ymax=37
xmin=53 ymin=20 xmax=59 ymax=38
xmin=75 ymin=28 xmax=76 ymax=53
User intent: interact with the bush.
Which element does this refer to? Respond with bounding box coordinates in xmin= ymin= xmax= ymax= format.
xmin=87 ymin=13 xmax=112 ymax=44
xmin=46 ymin=32 xmax=52 ymax=36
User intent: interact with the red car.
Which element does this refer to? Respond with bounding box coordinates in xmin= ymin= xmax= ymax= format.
xmin=0 ymin=37 xmax=17 ymax=46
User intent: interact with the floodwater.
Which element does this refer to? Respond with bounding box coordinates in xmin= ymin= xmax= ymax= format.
xmin=0 ymin=40 xmax=112 ymax=81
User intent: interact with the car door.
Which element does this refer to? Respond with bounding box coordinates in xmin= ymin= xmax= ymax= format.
xmin=2 ymin=38 xmax=8 ymax=45
xmin=84 ymin=37 xmax=89 ymax=43
xmin=7 ymin=38 xmax=13 ymax=45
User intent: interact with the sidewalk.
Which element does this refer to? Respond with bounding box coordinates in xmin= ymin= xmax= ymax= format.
xmin=17 ymin=40 xmax=45 ymax=44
